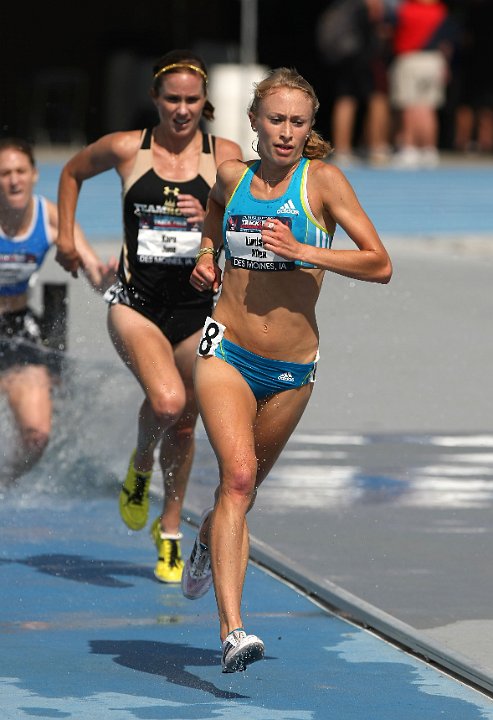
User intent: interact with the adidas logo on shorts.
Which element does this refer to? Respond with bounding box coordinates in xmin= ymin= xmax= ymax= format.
xmin=277 ymin=199 xmax=299 ymax=215
xmin=278 ymin=371 xmax=295 ymax=383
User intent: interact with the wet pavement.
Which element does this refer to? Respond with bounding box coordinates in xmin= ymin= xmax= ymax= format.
xmin=2 ymin=498 xmax=493 ymax=719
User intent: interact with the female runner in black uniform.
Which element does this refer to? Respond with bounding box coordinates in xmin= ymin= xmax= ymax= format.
xmin=55 ymin=49 xmax=242 ymax=582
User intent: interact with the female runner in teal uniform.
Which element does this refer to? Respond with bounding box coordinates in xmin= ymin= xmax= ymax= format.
xmin=55 ymin=49 xmax=242 ymax=583
xmin=183 ymin=67 xmax=393 ymax=672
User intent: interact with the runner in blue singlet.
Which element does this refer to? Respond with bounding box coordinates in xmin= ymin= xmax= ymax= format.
xmin=0 ymin=137 xmax=114 ymax=484
xmin=182 ymin=67 xmax=393 ymax=674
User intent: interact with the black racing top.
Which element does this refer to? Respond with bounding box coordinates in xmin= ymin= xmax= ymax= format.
xmin=119 ymin=128 xmax=217 ymax=304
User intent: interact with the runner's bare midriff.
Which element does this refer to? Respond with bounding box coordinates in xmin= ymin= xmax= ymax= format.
xmin=214 ymin=264 xmax=324 ymax=362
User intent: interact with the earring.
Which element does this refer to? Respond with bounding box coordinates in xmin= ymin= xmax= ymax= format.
xmin=251 ymin=138 xmax=259 ymax=154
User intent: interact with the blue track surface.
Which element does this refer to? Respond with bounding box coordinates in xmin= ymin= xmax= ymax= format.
xmin=2 ymin=499 xmax=493 ymax=719
xmin=36 ymin=161 xmax=493 ymax=241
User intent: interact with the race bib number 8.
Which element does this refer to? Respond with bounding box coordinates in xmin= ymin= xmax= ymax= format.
xmin=197 ymin=316 xmax=226 ymax=357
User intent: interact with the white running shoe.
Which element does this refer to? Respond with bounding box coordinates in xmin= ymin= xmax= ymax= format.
xmin=181 ymin=508 xmax=213 ymax=600
xmin=391 ymin=145 xmax=421 ymax=169
xmin=221 ymin=628 xmax=265 ymax=673
xmin=420 ymin=147 xmax=440 ymax=169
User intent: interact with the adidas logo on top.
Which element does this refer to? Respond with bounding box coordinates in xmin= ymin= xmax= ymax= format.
xmin=278 ymin=371 xmax=295 ymax=383
xmin=277 ymin=199 xmax=299 ymax=215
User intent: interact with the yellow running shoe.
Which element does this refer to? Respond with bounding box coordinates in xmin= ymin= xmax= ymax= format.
xmin=119 ymin=450 xmax=152 ymax=531
xmin=150 ymin=517 xmax=184 ymax=583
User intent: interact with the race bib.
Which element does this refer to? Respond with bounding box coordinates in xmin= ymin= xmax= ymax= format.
xmin=137 ymin=225 xmax=201 ymax=264
xmin=0 ymin=253 xmax=38 ymax=286
xmin=134 ymin=201 xmax=202 ymax=265
xmin=197 ymin=316 xmax=226 ymax=357
xmin=225 ymin=215 xmax=295 ymax=271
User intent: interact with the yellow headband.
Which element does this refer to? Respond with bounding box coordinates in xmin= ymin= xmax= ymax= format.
xmin=154 ymin=63 xmax=208 ymax=83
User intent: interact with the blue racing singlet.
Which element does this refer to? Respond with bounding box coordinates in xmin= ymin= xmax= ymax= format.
xmin=223 ymin=158 xmax=333 ymax=271
xmin=0 ymin=195 xmax=52 ymax=296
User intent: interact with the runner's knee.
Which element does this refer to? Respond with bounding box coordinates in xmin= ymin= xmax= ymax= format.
xmin=220 ymin=456 xmax=258 ymax=499
xmin=148 ymin=388 xmax=186 ymax=426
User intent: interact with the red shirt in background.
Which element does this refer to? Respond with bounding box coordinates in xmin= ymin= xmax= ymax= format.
xmin=393 ymin=1 xmax=448 ymax=54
